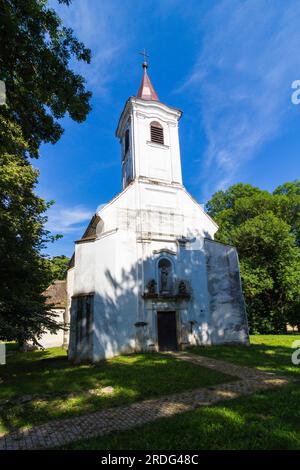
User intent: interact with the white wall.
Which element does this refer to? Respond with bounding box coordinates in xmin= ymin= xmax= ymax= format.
xmin=68 ymin=175 xmax=222 ymax=360
xmin=205 ymin=239 xmax=249 ymax=344
xmin=36 ymin=309 xmax=66 ymax=349
xmin=92 ymin=230 xmax=138 ymax=360
xmin=117 ymin=98 xmax=183 ymax=188
xmin=68 ymin=91 xmax=247 ymax=361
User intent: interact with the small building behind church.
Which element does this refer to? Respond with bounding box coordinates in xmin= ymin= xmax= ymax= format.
xmin=37 ymin=280 xmax=69 ymax=349
xmin=67 ymin=61 xmax=249 ymax=362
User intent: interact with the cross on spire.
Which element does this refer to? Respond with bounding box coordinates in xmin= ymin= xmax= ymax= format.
xmin=139 ymin=49 xmax=149 ymax=68
xmin=136 ymin=50 xmax=159 ymax=101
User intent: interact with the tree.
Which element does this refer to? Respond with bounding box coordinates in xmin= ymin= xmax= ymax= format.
xmin=0 ymin=0 xmax=91 ymax=158
xmin=273 ymin=181 xmax=300 ymax=247
xmin=206 ymin=183 xmax=300 ymax=333
xmin=0 ymin=150 xmax=60 ymax=346
xmin=0 ymin=1 xmax=91 ymax=345
xmin=49 ymin=255 xmax=70 ymax=281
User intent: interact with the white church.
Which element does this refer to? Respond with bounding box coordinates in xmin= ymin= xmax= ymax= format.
xmin=67 ymin=61 xmax=249 ymax=362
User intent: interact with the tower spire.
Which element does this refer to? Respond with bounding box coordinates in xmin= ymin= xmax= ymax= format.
xmin=136 ymin=51 xmax=159 ymax=101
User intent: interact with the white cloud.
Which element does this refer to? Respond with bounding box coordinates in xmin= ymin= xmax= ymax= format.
xmin=50 ymin=0 xmax=130 ymax=95
xmin=180 ymin=0 xmax=300 ymax=197
xmin=47 ymin=205 xmax=94 ymax=234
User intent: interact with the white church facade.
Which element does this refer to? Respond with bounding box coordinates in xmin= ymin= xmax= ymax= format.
xmin=67 ymin=61 xmax=249 ymax=362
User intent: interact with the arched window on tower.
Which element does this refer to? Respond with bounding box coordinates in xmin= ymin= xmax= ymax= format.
xmin=150 ymin=121 xmax=164 ymax=145
xmin=158 ymin=258 xmax=173 ymax=294
xmin=124 ymin=129 xmax=130 ymax=156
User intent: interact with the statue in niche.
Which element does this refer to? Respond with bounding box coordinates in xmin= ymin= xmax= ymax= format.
xmin=147 ymin=279 xmax=156 ymax=295
xmin=161 ymin=267 xmax=169 ymax=291
xmin=158 ymin=258 xmax=172 ymax=294
xmin=178 ymin=280 xmax=188 ymax=296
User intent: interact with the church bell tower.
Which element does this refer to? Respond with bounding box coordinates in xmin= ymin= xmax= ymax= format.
xmin=116 ymin=60 xmax=183 ymax=189
xmin=67 ymin=55 xmax=249 ymax=364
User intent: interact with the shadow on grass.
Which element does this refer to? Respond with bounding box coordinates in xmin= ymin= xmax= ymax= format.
xmin=4 ymin=346 xmax=67 ymax=366
xmin=0 ymin=351 xmax=234 ymax=434
xmin=64 ymin=383 xmax=300 ymax=450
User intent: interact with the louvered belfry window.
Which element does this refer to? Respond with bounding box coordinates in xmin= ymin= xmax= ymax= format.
xmin=124 ymin=129 xmax=130 ymax=155
xmin=150 ymin=121 xmax=164 ymax=145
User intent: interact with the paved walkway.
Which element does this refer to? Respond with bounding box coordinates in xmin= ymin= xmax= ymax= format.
xmin=0 ymin=353 xmax=291 ymax=450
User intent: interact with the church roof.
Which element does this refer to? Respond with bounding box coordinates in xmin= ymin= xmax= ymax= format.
xmin=81 ymin=214 xmax=101 ymax=241
xmin=136 ymin=62 xmax=159 ymax=101
xmin=43 ymin=280 xmax=67 ymax=308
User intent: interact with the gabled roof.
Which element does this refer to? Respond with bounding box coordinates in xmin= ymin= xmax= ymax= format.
xmin=81 ymin=214 xmax=101 ymax=241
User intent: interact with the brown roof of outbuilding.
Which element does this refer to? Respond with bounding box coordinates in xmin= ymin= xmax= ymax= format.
xmin=43 ymin=280 xmax=67 ymax=308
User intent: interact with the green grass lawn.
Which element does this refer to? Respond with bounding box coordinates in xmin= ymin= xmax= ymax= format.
xmin=65 ymin=384 xmax=300 ymax=450
xmin=64 ymin=335 xmax=300 ymax=450
xmin=0 ymin=348 xmax=233 ymax=435
xmin=190 ymin=334 xmax=300 ymax=377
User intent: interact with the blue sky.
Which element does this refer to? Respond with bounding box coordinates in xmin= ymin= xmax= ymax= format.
xmin=36 ymin=0 xmax=300 ymax=257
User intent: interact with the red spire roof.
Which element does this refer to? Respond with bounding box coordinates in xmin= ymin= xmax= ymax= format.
xmin=136 ymin=62 xmax=159 ymax=101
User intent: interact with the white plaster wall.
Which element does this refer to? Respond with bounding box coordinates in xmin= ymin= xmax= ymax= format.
xmin=68 ymin=89 xmax=249 ymax=360
xmin=169 ymin=122 xmax=182 ymax=183
xmin=97 ymin=181 xmax=217 ymax=242
xmin=142 ymin=236 xmax=210 ymax=347
xmin=73 ymin=241 xmax=96 ymax=295
xmin=180 ymin=239 xmax=211 ymax=344
xmin=205 ymin=239 xmax=249 ymax=344
xmin=66 ymin=267 xmax=74 ymax=325
xmin=92 ymin=230 xmax=138 ymax=360
xmin=69 ymin=177 xmax=221 ymax=360
xmin=133 ymin=100 xmax=182 ymax=184
xmin=117 ymin=98 xmax=182 ymax=187
xmin=36 ymin=309 xmax=65 ymax=349
xmin=67 ymin=267 xmax=76 ymax=357
xmin=67 ymin=268 xmax=74 ymax=303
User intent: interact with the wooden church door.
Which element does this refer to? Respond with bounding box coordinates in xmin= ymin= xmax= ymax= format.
xmin=157 ymin=311 xmax=178 ymax=351
xmin=75 ymin=295 xmax=93 ymax=360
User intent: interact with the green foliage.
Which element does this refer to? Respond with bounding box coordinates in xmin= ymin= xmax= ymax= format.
xmin=206 ymin=182 xmax=300 ymax=333
xmin=48 ymin=255 xmax=70 ymax=281
xmin=0 ymin=0 xmax=92 ymax=158
xmin=0 ymin=1 xmax=91 ymax=345
xmin=0 ymin=151 xmax=62 ymax=344
xmin=273 ymin=181 xmax=300 ymax=247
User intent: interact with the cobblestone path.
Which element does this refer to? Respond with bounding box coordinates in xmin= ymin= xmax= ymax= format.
xmin=0 ymin=353 xmax=291 ymax=450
